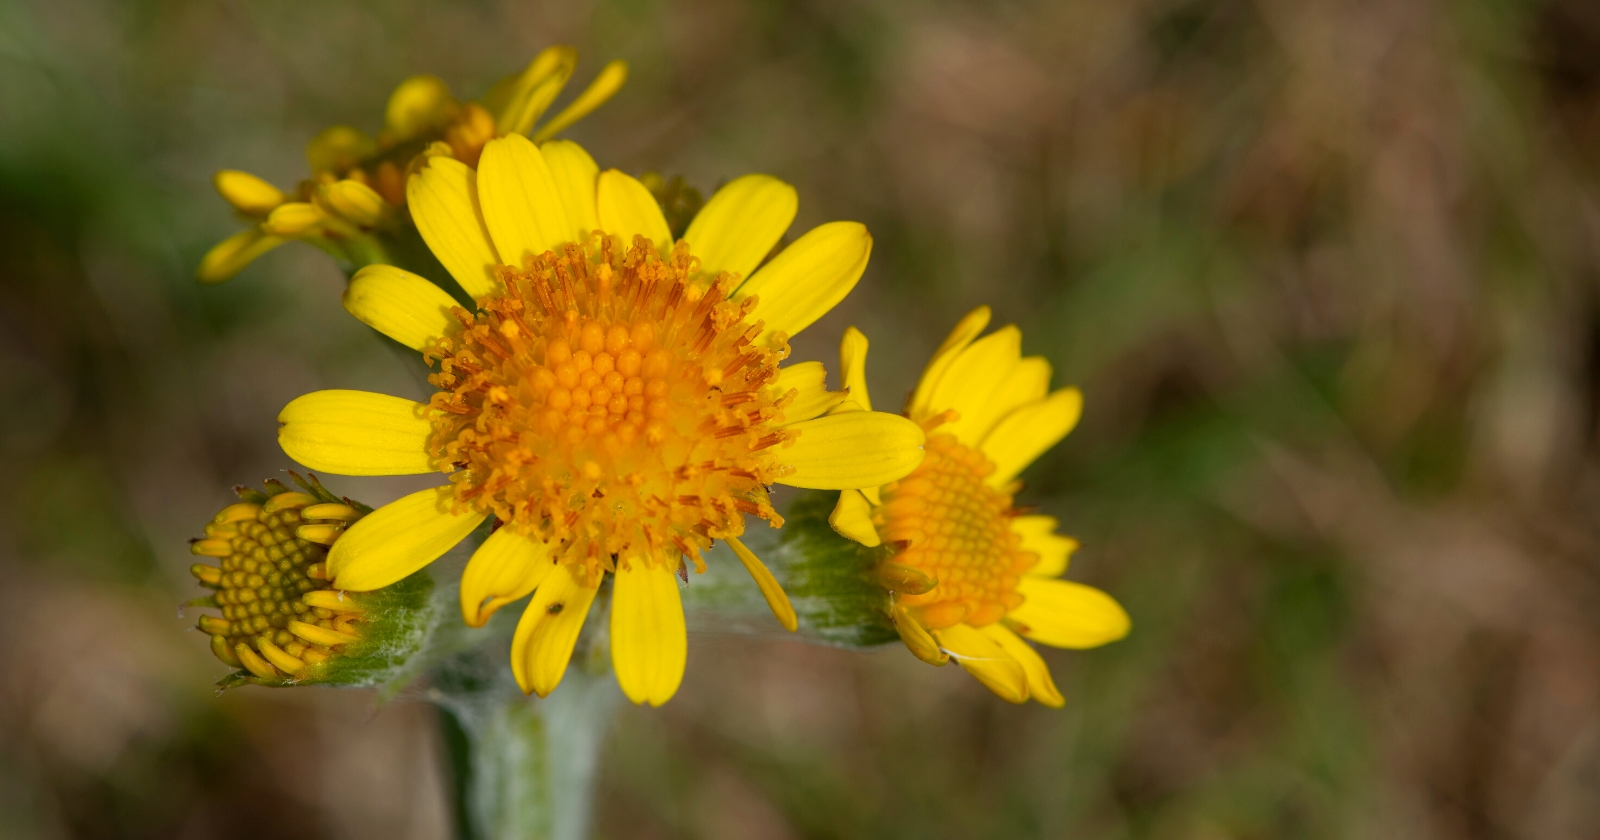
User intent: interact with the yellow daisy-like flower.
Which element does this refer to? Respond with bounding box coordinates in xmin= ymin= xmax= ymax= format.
xmin=199 ymin=46 xmax=626 ymax=283
xmin=277 ymin=135 xmax=928 ymax=705
xmin=827 ymin=308 xmax=1130 ymax=706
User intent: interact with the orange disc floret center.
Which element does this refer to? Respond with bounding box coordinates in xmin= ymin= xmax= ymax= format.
xmin=426 ymin=236 xmax=794 ymax=585
xmin=879 ymin=433 xmax=1033 ymax=630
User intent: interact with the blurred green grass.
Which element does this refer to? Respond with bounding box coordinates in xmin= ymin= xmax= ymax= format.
xmin=5 ymin=0 xmax=1600 ymax=838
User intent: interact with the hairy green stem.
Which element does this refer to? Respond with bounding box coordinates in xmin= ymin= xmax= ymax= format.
xmin=433 ymin=664 xmax=618 ymax=840
xmin=429 ymin=576 xmax=619 ymax=840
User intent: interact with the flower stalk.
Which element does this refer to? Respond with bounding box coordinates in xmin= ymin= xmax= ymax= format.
xmin=431 ymin=614 xmax=619 ymax=840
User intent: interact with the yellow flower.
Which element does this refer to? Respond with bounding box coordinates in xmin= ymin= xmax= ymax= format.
xmin=276 ymin=136 xmax=928 ymax=705
xmin=198 ymin=46 xmax=626 ymax=283
xmin=189 ymin=479 xmax=371 ymax=684
xmin=827 ymin=308 xmax=1130 ymax=706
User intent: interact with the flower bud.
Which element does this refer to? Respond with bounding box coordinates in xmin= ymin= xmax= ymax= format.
xmin=214 ymin=170 xmax=287 ymax=216
xmin=199 ymin=47 xmax=626 ymax=284
xmin=262 ymin=202 xmax=325 ymax=237
xmin=196 ymin=228 xmax=285 ymax=284
xmin=306 ymin=125 xmax=378 ymax=175
xmin=318 ymin=179 xmax=392 ymax=228
xmin=187 ymin=473 xmax=436 ymax=689
xmin=384 ymin=74 xmax=460 ymax=141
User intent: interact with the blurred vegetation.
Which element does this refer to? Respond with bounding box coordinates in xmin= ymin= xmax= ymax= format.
xmin=5 ymin=0 xmax=1600 ymax=838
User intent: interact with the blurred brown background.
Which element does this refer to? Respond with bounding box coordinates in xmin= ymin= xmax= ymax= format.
xmin=6 ymin=0 xmax=1600 ymax=837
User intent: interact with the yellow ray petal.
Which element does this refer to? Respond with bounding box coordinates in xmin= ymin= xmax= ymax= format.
xmin=956 ymin=356 xmax=1052 ymax=446
xmin=540 ymin=140 xmax=600 ymax=244
xmin=837 ymin=326 xmax=873 ymax=411
xmin=278 ymin=390 xmax=434 ymax=476
xmin=683 ymin=174 xmax=797 ymax=282
xmin=1012 ymin=516 xmax=1078 ymax=578
xmin=408 ymin=156 xmax=500 ymax=299
xmin=460 ymin=527 xmax=555 ymax=628
xmin=343 ymin=265 xmax=460 ymax=351
xmin=510 ymin=565 xmax=569 ymax=691
xmin=829 ymin=489 xmax=881 ymax=547
xmin=596 ymin=169 xmax=671 ymax=253
xmin=1010 ymin=578 xmax=1130 ymax=649
xmin=302 ymin=590 xmax=364 ymax=614
xmin=214 ymin=170 xmax=285 ymax=216
xmin=289 ymin=619 xmax=360 ymax=647
xmin=979 ymin=387 xmax=1084 ymax=486
xmin=930 ymin=326 xmax=1021 ymax=446
xmin=510 ymin=564 xmax=598 ymax=696
xmin=197 ymin=228 xmax=286 ymax=283
xmin=494 ymin=46 xmax=577 ymax=135
xmin=257 ymin=639 xmax=305 ymax=676
xmin=532 ymin=60 xmax=628 ymax=142
xmin=768 ymin=361 xmax=847 ymax=424
xmin=726 ymin=536 xmax=798 ymax=632
xmin=890 ymin=605 xmax=948 ymax=665
xmin=875 ymin=562 xmax=936 ymax=594
xmin=236 ymin=643 xmax=279 ymax=680
xmin=908 ymin=306 xmax=991 ymax=421
xmin=611 ymin=560 xmax=688 ymax=706
xmin=980 ymin=624 xmax=1064 ymax=707
xmin=777 ymin=411 xmax=925 ymax=490
xmin=934 ymin=623 xmax=1028 ymax=703
xmin=385 ymin=74 xmax=456 ymax=140
xmin=328 ymin=485 xmax=485 ymax=591
xmin=477 ymin=134 xmax=573 ymax=265
xmin=735 ymin=221 xmax=871 ymax=347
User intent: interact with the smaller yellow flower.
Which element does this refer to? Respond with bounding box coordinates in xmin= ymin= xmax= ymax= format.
xmin=199 ymin=46 xmax=626 ymax=283
xmin=829 ymin=308 xmax=1130 ymax=705
xmin=189 ymin=478 xmax=370 ymax=684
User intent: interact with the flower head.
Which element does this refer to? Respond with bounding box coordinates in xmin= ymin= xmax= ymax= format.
xmin=188 ymin=476 xmax=374 ymax=685
xmin=277 ymin=137 xmax=927 ymax=705
xmin=827 ymin=309 xmax=1130 ymax=705
xmin=199 ymin=46 xmax=626 ymax=283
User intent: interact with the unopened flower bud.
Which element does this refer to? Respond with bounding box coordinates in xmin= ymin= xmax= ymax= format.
xmin=318 ymin=179 xmax=392 ymax=228
xmin=262 ymin=202 xmax=325 ymax=237
xmin=214 ymin=170 xmax=287 ymax=216
xmin=187 ymin=473 xmax=437 ymax=689
xmin=196 ymin=228 xmax=285 ymax=284
xmin=199 ymin=47 xmax=627 ymax=284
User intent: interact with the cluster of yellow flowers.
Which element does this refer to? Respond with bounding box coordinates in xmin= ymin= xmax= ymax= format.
xmin=199 ymin=47 xmax=626 ymax=284
xmin=189 ymin=47 xmax=1128 ymax=707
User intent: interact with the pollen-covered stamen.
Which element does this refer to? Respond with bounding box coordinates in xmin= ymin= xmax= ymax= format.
xmin=189 ymin=483 xmax=368 ymax=682
xmin=426 ymin=235 xmax=794 ymax=585
xmin=877 ymin=430 xmax=1036 ymax=630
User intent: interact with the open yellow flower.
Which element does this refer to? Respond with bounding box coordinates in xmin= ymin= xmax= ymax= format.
xmin=199 ymin=46 xmax=626 ymax=283
xmin=277 ymin=135 xmax=927 ymax=705
xmin=827 ymin=308 xmax=1130 ymax=706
